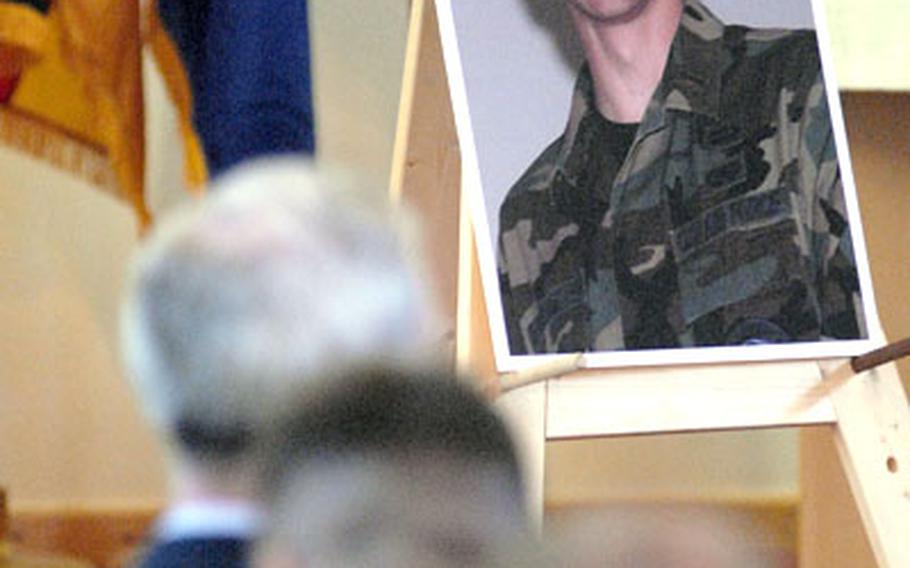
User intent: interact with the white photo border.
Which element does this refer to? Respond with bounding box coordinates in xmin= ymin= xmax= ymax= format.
xmin=435 ymin=0 xmax=883 ymax=373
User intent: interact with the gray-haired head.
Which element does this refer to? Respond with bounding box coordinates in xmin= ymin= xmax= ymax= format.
xmin=120 ymin=158 xmax=434 ymax=471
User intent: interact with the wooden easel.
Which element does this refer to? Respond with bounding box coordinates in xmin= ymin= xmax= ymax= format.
xmin=390 ymin=1 xmax=910 ymax=566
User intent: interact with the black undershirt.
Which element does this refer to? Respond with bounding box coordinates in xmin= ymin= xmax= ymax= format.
xmin=573 ymin=112 xmax=640 ymax=286
xmin=570 ymin=111 xmax=639 ymax=229
xmin=592 ymin=112 xmax=639 ymax=192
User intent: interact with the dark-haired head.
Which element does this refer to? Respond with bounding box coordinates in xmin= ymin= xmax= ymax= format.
xmin=263 ymin=366 xmax=523 ymax=497
xmin=256 ymin=366 xmax=531 ymax=568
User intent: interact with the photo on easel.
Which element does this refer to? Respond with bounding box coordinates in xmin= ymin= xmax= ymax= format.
xmin=435 ymin=0 xmax=882 ymax=371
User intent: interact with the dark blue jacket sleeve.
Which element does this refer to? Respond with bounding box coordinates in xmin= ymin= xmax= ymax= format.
xmin=158 ymin=0 xmax=315 ymax=177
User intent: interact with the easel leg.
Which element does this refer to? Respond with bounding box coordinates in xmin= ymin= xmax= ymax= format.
xmin=496 ymin=382 xmax=547 ymax=529
xmin=827 ymin=362 xmax=910 ymax=567
xmin=800 ymin=426 xmax=876 ymax=567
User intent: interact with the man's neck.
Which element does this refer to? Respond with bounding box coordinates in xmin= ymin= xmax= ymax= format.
xmin=569 ymin=1 xmax=684 ymax=123
xmin=154 ymin=459 xmax=263 ymax=541
xmin=168 ymin=458 xmax=256 ymax=506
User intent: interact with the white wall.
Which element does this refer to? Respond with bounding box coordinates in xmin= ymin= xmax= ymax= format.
xmin=310 ymin=2 xmax=410 ymax=188
xmin=825 ymin=0 xmax=910 ymax=90
xmin=0 ymin=149 xmax=166 ymax=509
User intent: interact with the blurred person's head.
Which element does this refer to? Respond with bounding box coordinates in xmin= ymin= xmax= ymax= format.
xmin=548 ymin=504 xmax=779 ymax=568
xmin=254 ymin=366 xmax=532 ymax=568
xmin=120 ymin=158 xmax=433 ymax=498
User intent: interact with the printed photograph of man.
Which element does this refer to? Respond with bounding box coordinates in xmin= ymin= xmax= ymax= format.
xmin=481 ymin=0 xmax=867 ymax=355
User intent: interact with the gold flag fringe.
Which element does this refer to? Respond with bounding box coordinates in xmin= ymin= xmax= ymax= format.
xmin=0 ymin=105 xmax=118 ymax=195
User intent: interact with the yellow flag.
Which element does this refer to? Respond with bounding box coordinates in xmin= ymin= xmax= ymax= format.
xmin=0 ymin=0 xmax=150 ymax=226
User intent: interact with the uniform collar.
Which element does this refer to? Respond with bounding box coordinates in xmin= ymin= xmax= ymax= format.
xmin=657 ymin=0 xmax=726 ymax=117
xmin=556 ymin=0 xmax=727 ymax=174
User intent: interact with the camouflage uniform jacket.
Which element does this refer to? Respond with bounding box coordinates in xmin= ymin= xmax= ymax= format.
xmin=497 ymin=0 xmax=864 ymax=355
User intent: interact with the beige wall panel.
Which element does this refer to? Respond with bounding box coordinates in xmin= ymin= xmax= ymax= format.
xmin=0 ymin=149 xmax=167 ymax=509
xmin=310 ymin=2 xmax=410 ymax=189
xmin=546 ymin=429 xmax=798 ymax=506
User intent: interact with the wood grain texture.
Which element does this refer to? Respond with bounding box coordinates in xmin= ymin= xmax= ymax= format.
xmin=546 ymin=360 xmax=837 ymax=439
xmin=390 ymin=0 xmax=461 ymax=366
xmin=7 ymin=510 xmax=157 ymax=568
